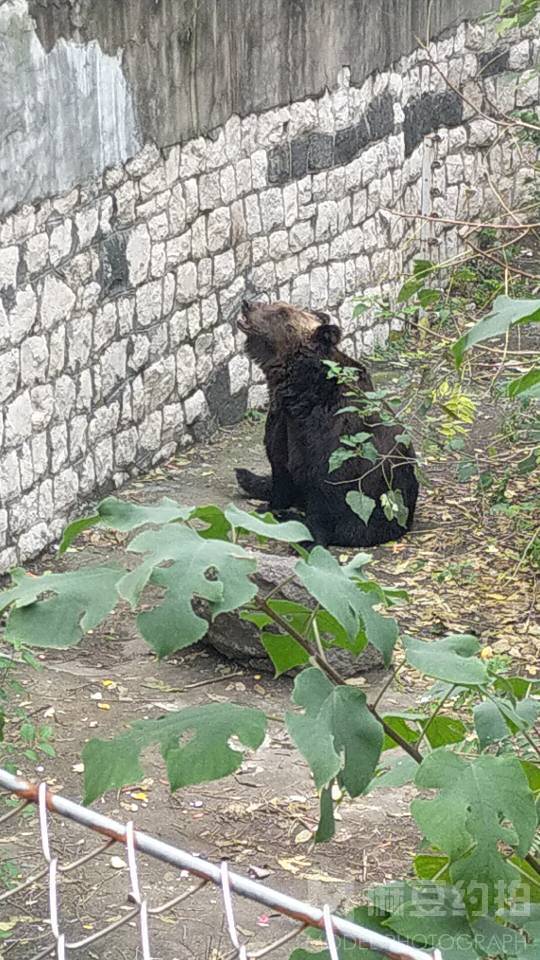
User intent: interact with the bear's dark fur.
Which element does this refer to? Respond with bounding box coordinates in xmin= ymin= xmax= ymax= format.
xmin=236 ymin=300 xmax=418 ymax=548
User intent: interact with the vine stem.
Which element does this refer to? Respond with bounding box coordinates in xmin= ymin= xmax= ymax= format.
xmin=525 ymin=853 xmax=540 ymax=876
xmin=256 ymin=598 xmax=424 ymax=765
xmin=416 ymin=685 xmax=457 ymax=750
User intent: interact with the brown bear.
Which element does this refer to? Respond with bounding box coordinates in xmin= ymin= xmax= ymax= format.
xmin=235 ymin=300 xmax=418 ymax=548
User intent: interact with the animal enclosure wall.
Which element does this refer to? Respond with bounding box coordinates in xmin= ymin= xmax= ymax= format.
xmin=0 ymin=0 xmax=539 ymax=570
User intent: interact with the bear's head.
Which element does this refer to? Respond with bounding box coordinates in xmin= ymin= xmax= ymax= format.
xmin=238 ymin=300 xmax=341 ymax=367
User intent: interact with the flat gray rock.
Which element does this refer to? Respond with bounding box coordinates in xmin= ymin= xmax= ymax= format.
xmin=201 ymin=550 xmax=385 ymax=677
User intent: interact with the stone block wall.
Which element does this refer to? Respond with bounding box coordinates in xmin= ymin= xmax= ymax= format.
xmin=1 ymin=15 xmax=539 ymax=571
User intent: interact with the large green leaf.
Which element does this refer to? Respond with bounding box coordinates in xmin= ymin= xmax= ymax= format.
xmin=403 ymin=634 xmax=487 ymax=685
xmin=60 ymin=496 xmax=193 ymax=550
xmin=475 ymin=696 xmax=540 ymax=749
xmin=506 ymin=368 xmax=540 ymax=400
xmin=286 ymin=668 xmax=383 ymax=796
xmin=471 ymin=915 xmax=527 ymax=959
xmin=260 ymin=633 xmax=310 ymax=675
xmin=296 ymin=549 xmax=398 ymax=664
xmin=83 ymin=703 xmax=267 ymax=803
xmin=191 ymin=505 xmax=232 ymax=540
xmin=423 ymin=715 xmax=468 ymax=749
xmin=381 ymin=713 xmax=424 ymax=751
xmin=243 ymin=599 xmax=368 ymax=666
xmin=346 ymin=491 xmax=376 ymax=525
xmin=474 ymin=699 xmax=515 ymax=748
xmin=367 ymin=755 xmax=418 ymax=792
xmin=119 ymin=525 xmax=258 ymax=656
xmin=412 ymin=751 xmax=537 ymax=911
xmin=1 ymin=567 xmax=122 ymax=648
xmin=380 ymin=883 xmax=481 ymax=960
xmin=500 ymin=905 xmax=540 ymax=959
xmin=225 ymin=504 xmax=312 ymax=542
xmin=453 ymin=296 xmax=540 ymax=367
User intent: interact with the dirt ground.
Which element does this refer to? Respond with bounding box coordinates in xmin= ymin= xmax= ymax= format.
xmin=1 ymin=355 xmax=538 ymax=959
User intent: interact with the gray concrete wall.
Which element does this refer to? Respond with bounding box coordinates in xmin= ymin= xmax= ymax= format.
xmin=2 ymin=0 xmax=496 ymax=216
xmin=28 ymin=1 xmax=495 ymax=148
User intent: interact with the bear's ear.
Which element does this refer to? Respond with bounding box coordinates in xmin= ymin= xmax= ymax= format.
xmin=312 ymin=323 xmax=341 ymax=350
xmin=313 ymin=310 xmax=332 ymax=325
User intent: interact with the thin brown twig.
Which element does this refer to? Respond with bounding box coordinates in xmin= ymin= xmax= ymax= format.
xmin=383 ymin=209 xmax=540 ymax=231
xmin=417 ymin=35 xmax=540 ymax=135
xmin=466 ymin=240 xmax=540 ymax=281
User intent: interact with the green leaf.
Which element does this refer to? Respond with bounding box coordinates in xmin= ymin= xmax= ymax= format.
xmin=453 ymin=296 xmax=540 ymax=367
xmin=243 ymin=600 xmax=361 ymax=656
xmin=342 ymin=432 xmax=373 ymax=447
xmin=381 ymin=713 xmax=423 ymax=751
xmin=328 ymin=448 xmax=356 ymax=473
xmin=2 ymin=566 xmax=123 ymax=649
xmin=380 ymin=490 xmax=409 ymax=528
xmin=346 ymin=491 xmax=376 ymax=525
xmin=508 ymin=855 xmax=540 ymax=904
xmin=474 ymin=699 xmax=512 ymax=748
xmin=382 ymin=883 xmax=481 ymax=960
xmin=191 ymin=505 xmax=232 ymax=540
xmin=296 ymin=549 xmax=398 ymax=663
xmin=58 ymin=514 xmax=100 ymax=553
xmin=412 ymin=751 xmax=537 ymax=911
xmin=413 ymin=259 xmax=436 ymax=279
xmin=361 ymin=440 xmax=379 ymax=463
xmin=521 ymin=760 xmax=540 ymax=794
xmin=417 ymin=288 xmax=441 ymax=309
xmin=83 ymin=702 xmax=267 ymax=803
xmin=506 ymin=368 xmax=540 ymax=400
xmin=60 ymin=496 xmax=195 ymax=551
xmin=414 ymin=854 xmax=450 ymax=881
xmin=403 ymin=634 xmax=487 ymax=685
xmin=423 ymin=715 xmax=468 ymax=749
xmin=100 ymin=495 xmax=193 ymax=530
xmin=119 ymin=525 xmax=257 ymax=656
xmin=398 ymin=277 xmax=424 ymax=303
xmin=260 ymin=633 xmax=310 ymax=676
xmin=501 ymin=905 xmax=540 ymax=957
xmin=224 ymin=504 xmax=312 ymax=542
xmin=286 ymin=668 xmax=383 ymax=796
xmin=475 ymin=696 xmax=540 ymax=748
xmin=315 ymin=784 xmax=336 ymax=843
xmin=352 ymin=301 xmax=371 ymax=318
xmin=367 ymin=755 xmax=418 ymax=792
xmin=472 ymin=915 xmax=527 ymax=959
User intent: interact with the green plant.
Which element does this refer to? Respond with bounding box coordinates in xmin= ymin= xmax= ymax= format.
xmin=485 ymin=0 xmax=540 ymax=32
xmin=0 ymin=644 xmax=56 ymax=772
xmin=0 ymin=497 xmax=538 ymax=958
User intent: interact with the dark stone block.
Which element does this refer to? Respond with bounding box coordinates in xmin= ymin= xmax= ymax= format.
xmin=356 ymin=115 xmax=371 ymax=151
xmin=268 ymin=143 xmax=291 ymax=184
xmin=479 ymin=48 xmax=510 ymax=77
xmin=404 ymin=90 xmax=463 ymax=156
xmin=98 ymin=232 xmax=129 ymax=297
xmin=365 ymin=92 xmax=395 ymax=142
xmin=334 ymin=125 xmax=359 ymax=165
xmin=437 ymin=90 xmax=464 ymax=128
xmin=307 ymin=132 xmax=334 ymax=171
xmin=291 ymin=137 xmax=309 ymax=178
xmin=206 ymin=364 xmax=248 ymax=425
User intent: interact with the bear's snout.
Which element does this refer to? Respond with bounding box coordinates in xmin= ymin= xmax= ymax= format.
xmin=241 ymin=299 xmax=251 ymax=318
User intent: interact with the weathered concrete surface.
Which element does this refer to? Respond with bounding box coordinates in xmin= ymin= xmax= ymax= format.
xmin=0 ymin=0 xmax=140 ymax=216
xmin=28 ymin=0 xmax=494 ymax=151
